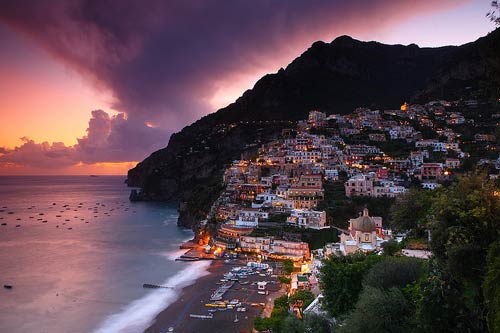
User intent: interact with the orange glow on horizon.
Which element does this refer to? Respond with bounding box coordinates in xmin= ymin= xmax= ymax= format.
xmin=0 ymin=161 xmax=138 ymax=176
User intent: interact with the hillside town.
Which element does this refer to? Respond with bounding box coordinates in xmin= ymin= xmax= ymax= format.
xmin=174 ymin=99 xmax=500 ymax=331
xmin=204 ymin=99 xmax=499 ymax=255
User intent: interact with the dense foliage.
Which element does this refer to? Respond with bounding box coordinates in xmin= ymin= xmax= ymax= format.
xmin=320 ymin=253 xmax=383 ymax=316
xmin=320 ymin=172 xmax=500 ymax=332
xmin=254 ymin=290 xmax=320 ymax=333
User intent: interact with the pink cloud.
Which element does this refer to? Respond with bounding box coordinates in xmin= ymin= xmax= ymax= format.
xmin=0 ymin=110 xmax=166 ymax=168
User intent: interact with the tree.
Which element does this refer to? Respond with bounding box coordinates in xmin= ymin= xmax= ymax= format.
xmin=390 ymin=187 xmax=435 ymax=237
xmin=421 ymin=172 xmax=500 ymax=331
xmin=279 ymin=276 xmax=291 ymax=284
xmin=320 ymin=253 xmax=382 ymax=315
xmin=487 ymin=1 xmax=500 ymax=26
xmin=283 ymin=316 xmax=305 ymax=333
xmin=363 ymin=257 xmax=426 ymax=290
xmin=254 ymin=295 xmax=289 ymax=332
xmin=303 ymin=313 xmax=333 ymax=333
xmin=418 ymin=258 xmax=483 ymax=332
xmin=484 ymin=240 xmax=500 ymax=332
xmin=341 ymin=287 xmax=412 ymax=333
xmin=289 ymin=290 xmax=315 ymax=309
xmin=283 ymin=259 xmax=294 ymax=274
xmin=381 ymin=239 xmax=399 ymax=256
xmin=430 ymin=172 xmax=500 ymax=286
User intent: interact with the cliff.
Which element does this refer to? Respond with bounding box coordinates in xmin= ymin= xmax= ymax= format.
xmin=127 ymin=29 xmax=500 ymax=229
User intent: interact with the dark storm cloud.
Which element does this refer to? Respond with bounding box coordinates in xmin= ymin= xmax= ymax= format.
xmin=0 ymin=0 xmax=461 ymax=166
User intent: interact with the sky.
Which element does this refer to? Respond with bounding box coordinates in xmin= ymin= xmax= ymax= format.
xmin=0 ymin=0 xmax=495 ymax=175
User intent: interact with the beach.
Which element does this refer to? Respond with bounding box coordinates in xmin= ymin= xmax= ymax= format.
xmin=146 ymin=258 xmax=284 ymax=333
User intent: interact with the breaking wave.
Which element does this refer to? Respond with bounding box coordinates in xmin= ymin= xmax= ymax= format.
xmin=92 ymin=260 xmax=211 ymax=333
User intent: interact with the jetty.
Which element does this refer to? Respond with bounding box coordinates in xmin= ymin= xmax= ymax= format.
xmin=143 ymin=283 xmax=172 ymax=289
xmin=210 ymin=281 xmax=235 ymax=301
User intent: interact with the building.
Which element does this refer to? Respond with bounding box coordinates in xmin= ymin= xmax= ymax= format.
xmin=214 ymin=224 xmax=254 ymax=250
xmin=324 ymin=169 xmax=339 ymax=181
xmin=308 ymin=110 xmax=327 ymax=127
xmin=373 ymin=180 xmax=407 ymax=198
xmin=287 ymin=174 xmax=324 ymax=209
xmin=418 ymin=163 xmax=443 ymax=181
xmin=235 ymin=208 xmax=269 ymax=227
xmin=445 ymin=158 xmax=461 ymax=169
xmin=290 ymin=273 xmax=312 ymax=294
xmin=239 ymin=236 xmax=310 ymax=261
xmin=252 ymin=192 xmax=277 ymax=208
xmin=368 ymin=133 xmax=386 ymax=142
xmin=286 ymin=209 xmax=328 ymax=229
xmin=339 ymin=209 xmax=385 ymax=255
xmin=415 ymin=140 xmax=447 ymax=152
xmin=421 ymin=182 xmax=441 ymax=190
xmin=344 ymin=173 xmax=375 ymax=197
xmin=290 ymin=149 xmax=322 ymax=163
xmin=474 ymin=134 xmax=496 ymax=142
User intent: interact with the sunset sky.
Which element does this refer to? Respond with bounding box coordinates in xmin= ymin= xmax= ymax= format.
xmin=0 ymin=0 xmax=495 ymax=175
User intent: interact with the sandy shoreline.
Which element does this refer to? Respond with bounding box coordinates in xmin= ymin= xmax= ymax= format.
xmin=145 ymin=259 xmax=283 ymax=333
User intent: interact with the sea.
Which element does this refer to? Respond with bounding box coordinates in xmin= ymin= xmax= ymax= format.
xmin=0 ymin=176 xmax=211 ymax=333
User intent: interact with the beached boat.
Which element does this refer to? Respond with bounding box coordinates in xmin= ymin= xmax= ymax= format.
xmin=189 ymin=313 xmax=213 ymax=319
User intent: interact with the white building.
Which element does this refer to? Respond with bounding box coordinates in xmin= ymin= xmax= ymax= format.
xmin=252 ymin=192 xmax=278 ymax=208
xmin=339 ymin=209 xmax=386 ymax=255
xmin=421 ymin=182 xmax=441 ymax=190
xmin=325 ymin=169 xmax=339 ymax=181
xmin=235 ymin=208 xmax=269 ymax=227
xmin=286 ymin=209 xmax=328 ymax=229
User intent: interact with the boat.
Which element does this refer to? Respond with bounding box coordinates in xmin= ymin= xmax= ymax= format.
xmin=189 ymin=313 xmax=213 ymax=319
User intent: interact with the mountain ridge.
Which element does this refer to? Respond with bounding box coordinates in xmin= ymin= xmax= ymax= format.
xmin=127 ymin=29 xmax=500 ymax=229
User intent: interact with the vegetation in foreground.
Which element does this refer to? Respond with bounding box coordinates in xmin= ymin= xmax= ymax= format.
xmin=318 ymin=172 xmax=500 ymax=332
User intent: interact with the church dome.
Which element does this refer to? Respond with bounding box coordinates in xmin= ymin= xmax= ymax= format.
xmin=351 ymin=208 xmax=377 ymax=232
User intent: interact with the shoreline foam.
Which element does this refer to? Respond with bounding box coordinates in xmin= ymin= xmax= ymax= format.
xmin=92 ymin=260 xmax=211 ymax=333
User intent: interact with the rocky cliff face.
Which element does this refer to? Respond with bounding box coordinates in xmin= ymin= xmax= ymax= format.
xmin=127 ymin=120 xmax=289 ymax=228
xmin=127 ymin=29 xmax=500 ymax=229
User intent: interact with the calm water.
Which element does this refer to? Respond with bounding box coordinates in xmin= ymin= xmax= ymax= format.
xmin=0 ymin=176 xmax=209 ymax=333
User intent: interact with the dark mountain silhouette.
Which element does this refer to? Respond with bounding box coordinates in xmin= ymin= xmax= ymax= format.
xmin=127 ymin=29 xmax=500 ymax=228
